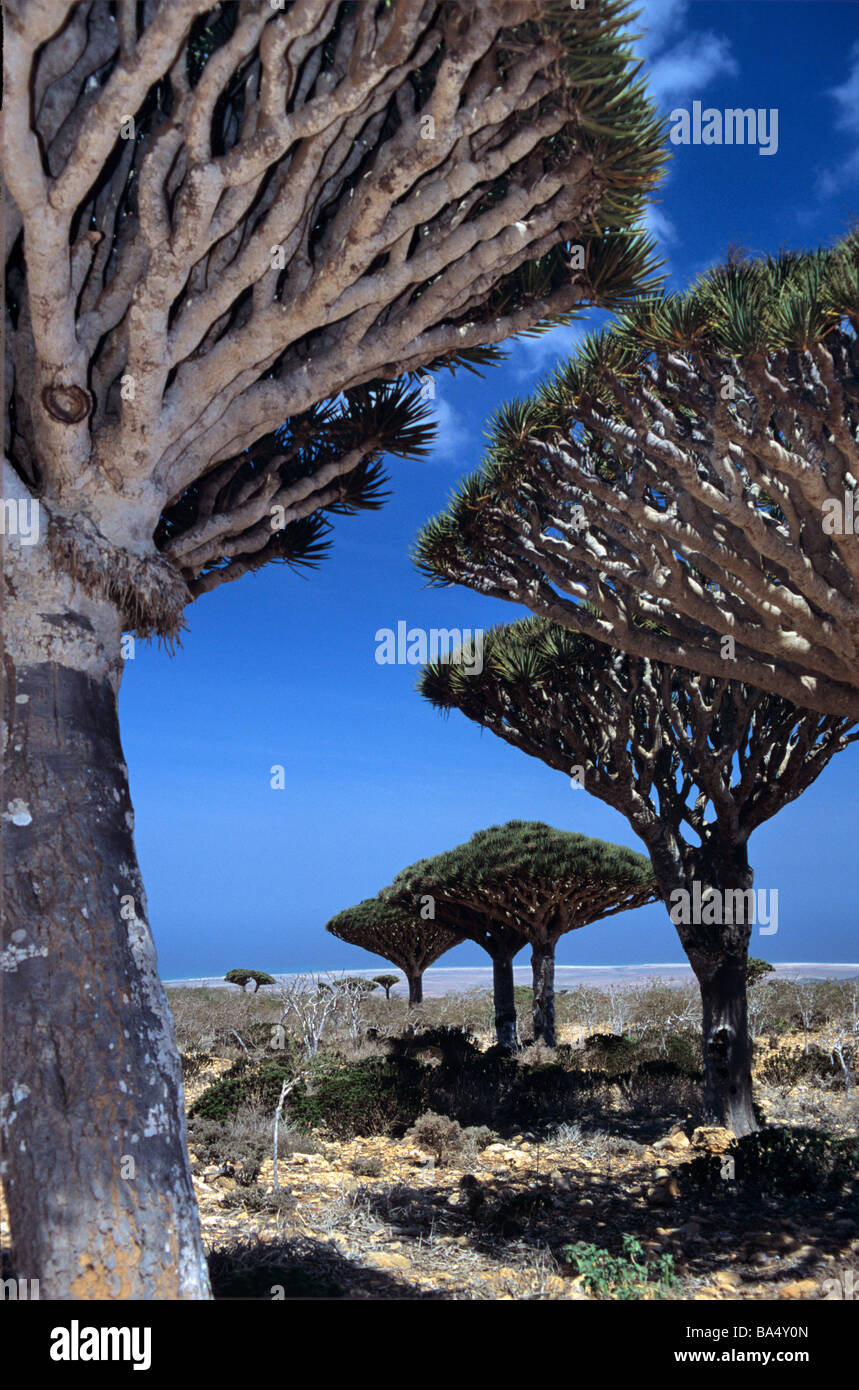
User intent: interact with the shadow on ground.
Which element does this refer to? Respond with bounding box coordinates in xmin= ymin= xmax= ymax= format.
xmin=207 ymin=1234 xmax=441 ymax=1299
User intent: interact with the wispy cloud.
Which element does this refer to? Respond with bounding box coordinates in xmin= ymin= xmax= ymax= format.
xmin=507 ymin=322 xmax=591 ymax=383
xmin=647 ymin=34 xmax=738 ymax=107
xmin=816 ymin=43 xmax=859 ymax=199
xmin=633 ymin=0 xmax=689 ymax=61
xmin=633 ymin=0 xmax=737 ymax=108
xmin=830 ymin=41 xmax=859 ymax=134
xmin=426 ymin=395 xmax=470 ymax=463
xmin=643 ymin=202 xmax=677 ymax=246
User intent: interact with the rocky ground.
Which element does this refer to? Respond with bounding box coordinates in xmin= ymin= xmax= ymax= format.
xmin=184 ymin=1060 xmax=859 ymax=1301
xmin=3 ymin=1031 xmax=856 ymax=1300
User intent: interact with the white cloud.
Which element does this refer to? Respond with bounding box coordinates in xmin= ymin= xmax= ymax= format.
xmin=646 ymin=34 xmax=737 ymax=107
xmin=830 ymin=42 xmax=859 ymax=134
xmin=427 ymin=395 xmax=469 ymax=462
xmin=507 ymin=322 xmax=590 ymax=382
xmin=632 ymin=0 xmax=737 ymax=108
xmin=815 ymin=44 xmax=859 ymax=199
xmin=815 ymin=161 xmax=859 ymax=202
xmin=643 ymin=202 xmax=677 ymax=246
xmin=633 ymin=0 xmax=690 ymax=61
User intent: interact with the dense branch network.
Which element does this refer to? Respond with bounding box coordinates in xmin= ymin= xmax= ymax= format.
xmin=419 ymin=620 xmax=858 ymax=953
xmin=415 ymin=238 xmax=859 ymax=717
xmin=4 ymin=0 xmax=664 ymax=634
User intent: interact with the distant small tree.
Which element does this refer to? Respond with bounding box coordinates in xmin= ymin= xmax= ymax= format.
xmin=330 ymin=976 xmax=377 ymax=1045
xmin=384 ymin=822 xmax=656 ymax=1049
xmin=374 ymin=975 xmax=401 ymax=1001
xmin=746 ymin=959 xmax=776 ymax=989
xmin=224 ymin=968 xmax=276 ymax=994
xmin=790 ymin=979 xmax=830 ymax=1055
xmin=820 ymin=982 xmax=859 ymax=1097
xmin=326 ymin=900 xmax=462 ymax=1007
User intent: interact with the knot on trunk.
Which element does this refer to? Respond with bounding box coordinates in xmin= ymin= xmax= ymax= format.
xmin=41 ymin=384 xmax=92 ymax=424
xmin=47 ymin=511 xmax=190 ymax=640
xmin=708 ymin=1023 xmax=736 ymax=1067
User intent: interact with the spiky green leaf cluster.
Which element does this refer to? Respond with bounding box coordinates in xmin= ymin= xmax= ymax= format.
xmin=384 ymin=820 xmax=655 ymax=912
xmin=407 ymin=0 xmax=669 ymax=352
xmin=325 ymin=897 xmax=463 ymax=974
xmin=159 ymin=380 xmax=435 ymax=577
xmin=420 ymin=615 xmax=594 ymax=712
xmin=413 ymin=229 xmax=859 ymax=588
xmin=538 ymin=0 xmax=668 ymax=231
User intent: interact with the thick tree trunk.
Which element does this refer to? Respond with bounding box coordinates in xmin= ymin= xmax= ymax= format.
xmin=693 ymin=952 xmax=757 ymax=1137
xmin=491 ymin=954 xmax=519 ymax=1050
xmin=1 ymin=535 xmax=211 ymax=1298
xmin=655 ymin=842 xmax=757 ymax=1139
xmin=407 ymin=972 xmax=423 ymax=1006
xmin=531 ymin=939 xmax=556 ymax=1047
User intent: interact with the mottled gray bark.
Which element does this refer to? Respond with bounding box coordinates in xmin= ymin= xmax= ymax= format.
xmin=1 ymin=532 xmax=210 ymax=1298
xmin=531 ymin=940 xmax=556 ymax=1048
xmin=407 ymin=972 xmax=423 ymax=1007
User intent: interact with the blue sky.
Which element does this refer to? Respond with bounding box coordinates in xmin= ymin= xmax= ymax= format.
xmin=122 ymin=1 xmax=859 ymax=980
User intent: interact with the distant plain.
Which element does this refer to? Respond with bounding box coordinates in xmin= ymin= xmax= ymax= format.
xmin=166 ymin=962 xmax=859 ymax=997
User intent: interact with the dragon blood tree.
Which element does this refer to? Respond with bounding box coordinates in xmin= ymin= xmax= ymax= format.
xmin=325 ymin=898 xmax=462 ymax=1007
xmin=415 ymin=235 xmax=859 ymax=720
xmin=224 ymin=967 xmax=276 ymax=993
xmin=1 ymin=0 xmax=663 ymax=1295
xmin=382 ymin=821 xmax=656 ymax=1048
xmin=420 ymin=621 xmax=858 ymax=1132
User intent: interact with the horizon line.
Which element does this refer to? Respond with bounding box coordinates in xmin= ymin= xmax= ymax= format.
xmin=164 ymin=960 xmax=859 ymax=983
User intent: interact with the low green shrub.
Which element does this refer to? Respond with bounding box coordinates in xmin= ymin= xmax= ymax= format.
xmin=191 ymin=1054 xmax=423 ymax=1139
xmin=188 ymin=1022 xmax=707 ymax=1140
xmin=289 ymin=1058 xmax=424 ymax=1139
xmin=583 ymin=1033 xmax=639 ymax=1070
xmin=462 ymin=1124 xmax=496 ymax=1151
xmin=389 ymin=1025 xmax=479 ymax=1065
xmin=187 ymin=1114 xmax=269 ymax=1186
xmin=189 ymin=1057 xmax=298 ymax=1122
xmin=220 ymin=1189 xmax=297 ymax=1216
xmin=561 ymin=1234 xmax=681 ymax=1299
